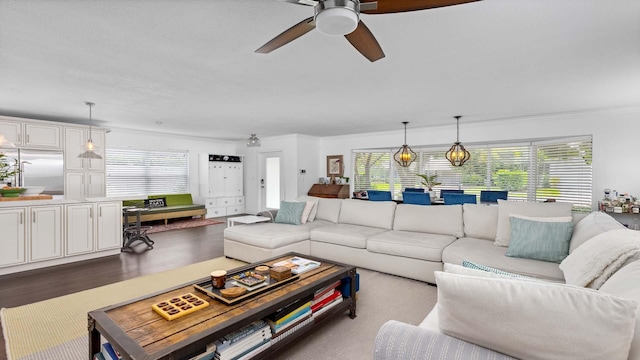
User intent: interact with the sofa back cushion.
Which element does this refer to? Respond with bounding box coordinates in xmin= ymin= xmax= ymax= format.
xmin=569 ymin=211 xmax=625 ymax=253
xmin=495 ymin=200 xmax=573 ymax=247
xmin=338 ymin=199 xmax=396 ymax=229
xmin=463 ymin=204 xmax=498 ymax=240
xmin=600 ymin=259 xmax=640 ymax=360
xmin=394 ymin=204 xmax=464 ymax=237
xmin=151 ymin=193 xmax=193 ymax=206
xmin=315 ymin=198 xmax=343 ymax=223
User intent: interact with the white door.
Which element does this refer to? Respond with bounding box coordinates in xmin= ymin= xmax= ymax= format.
xmin=97 ymin=202 xmax=122 ymax=250
xmin=86 ymin=172 xmax=105 ymax=197
xmin=30 ymin=205 xmax=62 ymax=261
xmin=0 ymin=208 xmax=26 ymax=267
xmin=64 ymin=127 xmax=86 ymax=170
xmin=65 ymin=172 xmax=85 ymax=200
xmin=24 ymin=123 xmax=61 ymax=148
xmin=66 ymin=204 xmax=95 ymax=255
xmin=260 ymin=151 xmax=283 ymax=210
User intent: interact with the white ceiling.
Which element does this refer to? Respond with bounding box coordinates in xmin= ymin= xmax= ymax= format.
xmin=1 ymin=0 xmax=639 ymax=141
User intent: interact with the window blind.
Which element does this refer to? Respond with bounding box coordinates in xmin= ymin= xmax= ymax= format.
xmin=106 ymin=148 xmax=189 ymax=197
xmin=352 ymin=136 xmax=592 ymax=209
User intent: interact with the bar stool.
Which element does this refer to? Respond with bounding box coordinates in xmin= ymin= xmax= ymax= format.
xmin=122 ymin=207 xmax=154 ymax=251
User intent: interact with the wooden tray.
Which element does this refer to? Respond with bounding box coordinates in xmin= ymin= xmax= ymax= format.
xmin=0 ymin=194 xmax=53 ymax=201
xmin=193 ymin=268 xmax=299 ymax=306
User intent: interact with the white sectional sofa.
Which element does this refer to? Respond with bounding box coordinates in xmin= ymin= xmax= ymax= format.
xmin=224 ymin=197 xmax=608 ymax=283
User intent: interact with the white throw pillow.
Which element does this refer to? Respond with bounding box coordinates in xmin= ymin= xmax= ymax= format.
xmin=299 ymin=201 xmax=316 ymax=224
xmin=494 ymin=200 xmax=572 ymax=247
xmin=295 ymin=196 xmax=320 ymax=221
xmin=560 ymin=229 xmax=640 ymax=289
xmin=435 ymin=271 xmax=638 ymax=360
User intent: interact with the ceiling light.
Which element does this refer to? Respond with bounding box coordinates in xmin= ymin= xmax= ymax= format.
xmin=315 ymin=0 xmax=359 ymax=36
xmin=78 ymin=102 xmax=103 ymax=160
xmin=445 ymin=115 xmax=470 ymax=167
xmin=0 ymin=134 xmax=16 ymax=148
xmin=393 ymin=121 xmax=417 ymax=167
xmin=247 ymin=134 xmax=261 ymax=147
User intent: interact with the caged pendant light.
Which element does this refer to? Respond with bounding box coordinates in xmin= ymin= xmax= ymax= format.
xmin=78 ymin=102 xmax=102 ymax=160
xmin=393 ymin=121 xmax=417 ymax=167
xmin=445 ymin=115 xmax=470 ymax=166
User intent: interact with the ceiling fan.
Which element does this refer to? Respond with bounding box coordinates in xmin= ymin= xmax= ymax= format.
xmin=255 ymin=0 xmax=481 ymax=62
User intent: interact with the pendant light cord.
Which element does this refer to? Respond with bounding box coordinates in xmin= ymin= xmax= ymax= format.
xmin=455 ymin=116 xmax=461 ymax=142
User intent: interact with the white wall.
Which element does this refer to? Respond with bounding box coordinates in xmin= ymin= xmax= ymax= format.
xmin=106 ymin=128 xmax=236 ymax=203
xmin=318 ymin=107 xmax=640 ymax=209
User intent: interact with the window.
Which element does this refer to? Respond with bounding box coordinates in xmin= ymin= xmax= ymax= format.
xmin=353 ymin=136 xmax=592 ymax=211
xmin=106 ymin=148 xmax=189 ymax=196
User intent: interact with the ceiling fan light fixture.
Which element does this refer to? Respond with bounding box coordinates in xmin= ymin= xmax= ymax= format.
xmin=315 ymin=0 xmax=359 ymax=36
xmin=246 ymin=134 xmax=261 ymax=147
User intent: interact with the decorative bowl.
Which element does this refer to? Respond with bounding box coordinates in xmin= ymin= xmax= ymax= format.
xmin=23 ymin=186 xmax=46 ymax=195
xmin=0 ymin=188 xmax=27 ymax=197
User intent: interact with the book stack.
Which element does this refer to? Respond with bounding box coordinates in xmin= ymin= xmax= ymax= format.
xmin=94 ymin=342 xmax=122 ymax=360
xmin=213 ymin=320 xmax=271 ymax=360
xmin=267 ymin=296 xmax=313 ymax=345
xmin=311 ymin=280 xmax=343 ymax=318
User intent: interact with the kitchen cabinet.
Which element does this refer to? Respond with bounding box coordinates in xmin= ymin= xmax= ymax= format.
xmin=65 ymin=172 xmax=105 ymax=199
xmin=66 ymin=203 xmax=95 ymax=255
xmin=64 ymin=127 xmax=105 ymax=171
xmin=29 ymin=205 xmax=62 ymax=262
xmin=0 ymin=119 xmax=61 ymax=149
xmin=97 ymin=201 xmax=122 ymax=250
xmin=0 ymin=208 xmax=26 ymax=267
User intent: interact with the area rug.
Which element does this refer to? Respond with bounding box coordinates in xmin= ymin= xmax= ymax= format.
xmin=1 ymin=257 xmax=245 ymax=360
xmin=146 ymin=218 xmax=224 ymax=234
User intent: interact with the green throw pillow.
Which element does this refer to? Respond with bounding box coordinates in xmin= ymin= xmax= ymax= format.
xmin=505 ymin=216 xmax=574 ymax=263
xmin=274 ymin=201 xmax=307 ymax=225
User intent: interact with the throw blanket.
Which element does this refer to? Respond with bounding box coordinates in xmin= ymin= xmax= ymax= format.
xmin=560 ymin=229 xmax=640 ymax=289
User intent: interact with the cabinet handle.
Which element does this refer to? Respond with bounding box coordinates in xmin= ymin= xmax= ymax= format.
xmin=26 ymin=134 xmax=29 ymax=143
xmin=20 ymin=213 xmax=23 ymax=224
xmin=18 ymin=133 xmax=21 ymax=142
xmin=90 ymin=208 xmax=93 ymax=218
xmin=99 ymin=208 xmax=102 ymax=217
xmin=33 ymin=211 xmax=36 ymax=223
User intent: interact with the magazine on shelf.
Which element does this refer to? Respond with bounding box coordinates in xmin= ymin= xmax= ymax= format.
xmin=273 ymin=256 xmax=321 ymax=274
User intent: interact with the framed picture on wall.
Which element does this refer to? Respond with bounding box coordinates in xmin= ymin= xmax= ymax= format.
xmin=326 ymin=155 xmax=344 ymax=177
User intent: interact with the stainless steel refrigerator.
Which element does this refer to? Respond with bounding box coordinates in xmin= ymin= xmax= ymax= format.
xmin=2 ymin=149 xmax=64 ymax=195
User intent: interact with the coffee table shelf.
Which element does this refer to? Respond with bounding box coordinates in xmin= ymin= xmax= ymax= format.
xmin=88 ymin=253 xmax=357 ymax=360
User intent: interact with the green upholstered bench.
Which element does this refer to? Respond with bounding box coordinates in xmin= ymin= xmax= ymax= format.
xmin=123 ymin=194 xmax=206 ymax=225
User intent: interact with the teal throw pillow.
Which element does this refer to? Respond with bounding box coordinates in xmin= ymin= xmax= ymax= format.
xmin=462 ymin=260 xmax=537 ymax=281
xmin=274 ymin=201 xmax=307 ymax=225
xmin=505 ymin=216 xmax=574 ymax=263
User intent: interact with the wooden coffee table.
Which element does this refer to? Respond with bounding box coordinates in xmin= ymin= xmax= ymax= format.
xmin=88 ymin=253 xmax=357 ymax=360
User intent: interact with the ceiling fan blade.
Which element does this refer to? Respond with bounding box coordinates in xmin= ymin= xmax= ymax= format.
xmin=279 ymin=0 xmax=318 ymax=6
xmin=360 ymin=0 xmax=481 ymax=14
xmin=255 ymin=17 xmax=316 ymax=54
xmin=344 ymin=21 xmax=385 ymax=62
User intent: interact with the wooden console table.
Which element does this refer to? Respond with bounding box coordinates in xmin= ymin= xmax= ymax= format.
xmin=308 ymin=184 xmax=350 ymax=199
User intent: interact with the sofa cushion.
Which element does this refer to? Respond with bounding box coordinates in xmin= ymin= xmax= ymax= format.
xmin=141 ymin=204 xmax=205 ymax=214
xmin=436 ymin=271 xmax=638 ymax=360
xmin=310 ymin=224 xmax=388 ymax=249
xmin=462 ymin=204 xmax=498 ymax=241
xmin=442 ymin=237 xmax=564 ymax=281
xmin=600 ymin=260 xmax=640 ymax=360
xmin=339 ymin=199 xmax=396 ymax=229
xmin=274 ymin=201 xmax=306 ymax=225
xmin=367 ymin=230 xmax=457 ymax=262
xmin=393 ymin=204 xmax=464 ymax=238
xmin=150 ymin=193 xmax=193 ymax=206
xmin=315 ymin=198 xmax=342 ymax=223
xmin=505 ymin=215 xmax=574 ymax=263
xmin=495 ymin=200 xmax=573 ymax=247
xmin=560 ymin=229 xmax=640 ymax=289
xmin=458 ymin=261 xmax=539 ymax=281
xmin=300 ymin=201 xmax=316 ymax=224
xmin=569 ymin=211 xmax=625 ymax=253
xmin=295 ymin=195 xmax=321 ymax=221
xmin=223 ymin=220 xmax=331 ymax=249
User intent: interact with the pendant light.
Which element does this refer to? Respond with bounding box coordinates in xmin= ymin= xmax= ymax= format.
xmin=78 ymin=102 xmax=102 ymax=159
xmin=393 ymin=121 xmax=417 ymax=167
xmin=246 ymin=134 xmax=261 ymax=147
xmin=445 ymin=115 xmax=470 ymax=166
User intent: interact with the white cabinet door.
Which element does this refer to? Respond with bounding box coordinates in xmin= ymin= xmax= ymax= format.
xmin=30 ymin=206 xmax=62 ymax=261
xmin=0 ymin=208 xmax=26 ymax=267
xmin=209 ymin=163 xmax=226 ymax=197
xmin=65 ymin=172 xmax=85 ymax=200
xmin=0 ymin=121 xmax=22 ymax=145
xmin=24 ymin=123 xmax=61 ymax=148
xmin=225 ymin=163 xmax=243 ymax=196
xmin=64 ymin=127 xmax=85 ymax=170
xmin=97 ymin=202 xmax=122 ymax=250
xmin=66 ymin=204 xmax=94 ymax=255
xmin=86 ymin=172 xmax=105 ymax=197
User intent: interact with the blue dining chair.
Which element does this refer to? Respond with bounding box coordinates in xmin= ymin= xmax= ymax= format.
xmin=480 ymin=190 xmax=509 ymax=203
xmin=440 ymin=189 xmax=464 ymax=197
xmin=404 ymin=188 xmax=425 ymax=193
xmin=367 ymin=190 xmax=393 ymax=201
xmin=402 ymin=192 xmax=431 ymax=205
xmin=443 ymin=193 xmax=477 ymax=205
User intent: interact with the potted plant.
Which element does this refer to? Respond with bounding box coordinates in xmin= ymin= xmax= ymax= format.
xmin=0 ymin=153 xmax=20 ymax=186
xmin=416 ymin=173 xmax=441 ymax=199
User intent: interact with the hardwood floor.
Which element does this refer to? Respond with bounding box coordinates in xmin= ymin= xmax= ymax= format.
xmin=0 ymin=220 xmax=229 ymax=360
